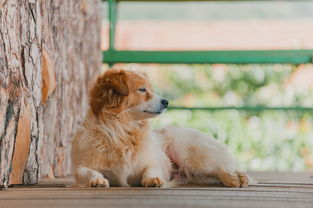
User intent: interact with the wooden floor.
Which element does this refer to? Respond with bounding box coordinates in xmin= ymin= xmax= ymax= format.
xmin=1 ymin=172 xmax=313 ymax=208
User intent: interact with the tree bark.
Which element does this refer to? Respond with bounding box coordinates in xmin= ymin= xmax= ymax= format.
xmin=0 ymin=0 xmax=101 ymax=186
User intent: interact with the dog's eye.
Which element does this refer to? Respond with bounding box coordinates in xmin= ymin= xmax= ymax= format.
xmin=138 ymin=88 xmax=147 ymax=93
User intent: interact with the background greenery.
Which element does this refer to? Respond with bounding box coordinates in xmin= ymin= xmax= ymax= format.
xmin=103 ymin=0 xmax=313 ymax=171
xmin=117 ymin=64 xmax=313 ymax=171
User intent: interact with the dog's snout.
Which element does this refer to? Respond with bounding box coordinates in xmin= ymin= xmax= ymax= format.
xmin=161 ymin=99 xmax=169 ymax=108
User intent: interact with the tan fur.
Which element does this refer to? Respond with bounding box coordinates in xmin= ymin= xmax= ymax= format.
xmin=72 ymin=69 xmax=252 ymax=188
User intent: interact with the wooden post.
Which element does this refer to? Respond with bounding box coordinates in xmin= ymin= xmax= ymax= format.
xmin=0 ymin=0 xmax=101 ymax=186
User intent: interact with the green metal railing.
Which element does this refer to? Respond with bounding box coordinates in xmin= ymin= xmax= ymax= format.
xmin=103 ymin=0 xmax=313 ymax=112
xmin=103 ymin=50 xmax=313 ymax=64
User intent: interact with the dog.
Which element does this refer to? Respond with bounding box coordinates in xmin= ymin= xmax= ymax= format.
xmin=71 ymin=69 xmax=250 ymax=188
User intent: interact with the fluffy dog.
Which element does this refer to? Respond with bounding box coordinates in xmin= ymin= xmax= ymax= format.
xmin=71 ymin=69 xmax=250 ymax=188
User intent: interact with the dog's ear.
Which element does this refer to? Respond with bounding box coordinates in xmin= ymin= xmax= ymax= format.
xmin=90 ymin=70 xmax=129 ymax=115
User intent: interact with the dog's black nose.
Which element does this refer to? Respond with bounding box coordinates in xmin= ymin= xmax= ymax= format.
xmin=161 ymin=99 xmax=169 ymax=107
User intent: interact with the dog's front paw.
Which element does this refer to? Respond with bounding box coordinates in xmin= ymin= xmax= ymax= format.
xmin=217 ymin=169 xmax=249 ymax=188
xmin=220 ymin=172 xmax=241 ymax=188
xmin=142 ymin=177 xmax=164 ymax=187
xmin=89 ymin=177 xmax=110 ymax=188
xmin=236 ymin=171 xmax=249 ymax=188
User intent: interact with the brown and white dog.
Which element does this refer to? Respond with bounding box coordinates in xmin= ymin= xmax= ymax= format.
xmin=71 ymin=69 xmax=250 ymax=188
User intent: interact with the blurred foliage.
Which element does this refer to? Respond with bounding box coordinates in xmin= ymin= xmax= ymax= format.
xmin=114 ymin=63 xmax=313 ymax=171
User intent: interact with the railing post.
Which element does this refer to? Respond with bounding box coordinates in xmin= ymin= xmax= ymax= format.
xmin=108 ymin=0 xmax=117 ymax=67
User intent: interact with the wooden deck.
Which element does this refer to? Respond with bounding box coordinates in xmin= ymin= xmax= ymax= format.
xmin=1 ymin=172 xmax=313 ymax=208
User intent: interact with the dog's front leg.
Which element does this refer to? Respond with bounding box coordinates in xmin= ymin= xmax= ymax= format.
xmin=141 ymin=166 xmax=164 ymax=187
xmin=75 ymin=167 xmax=110 ymax=188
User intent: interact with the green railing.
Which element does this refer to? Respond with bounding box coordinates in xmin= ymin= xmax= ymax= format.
xmin=102 ymin=0 xmax=313 ymax=111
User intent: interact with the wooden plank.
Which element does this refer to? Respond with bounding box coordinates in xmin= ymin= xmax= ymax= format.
xmin=249 ymin=172 xmax=313 ymax=184
xmin=1 ymin=172 xmax=313 ymax=208
xmin=1 ymin=188 xmax=313 ymax=208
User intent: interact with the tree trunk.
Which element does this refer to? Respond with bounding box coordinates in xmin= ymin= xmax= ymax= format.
xmin=0 ymin=0 xmax=101 ymax=186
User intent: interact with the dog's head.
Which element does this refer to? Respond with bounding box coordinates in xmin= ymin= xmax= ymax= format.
xmin=90 ymin=69 xmax=168 ymax=120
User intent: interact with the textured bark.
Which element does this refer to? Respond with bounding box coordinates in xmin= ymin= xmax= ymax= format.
xmin=0 ymin=0 xmax=101 ymax=186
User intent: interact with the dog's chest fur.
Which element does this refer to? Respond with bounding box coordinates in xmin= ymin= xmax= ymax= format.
xmin=72 ymin=111 xmax=172 ymax=187
xmin=91 ymin=115 xmax=152 ymax=185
